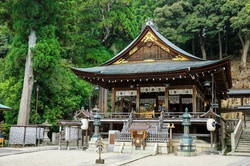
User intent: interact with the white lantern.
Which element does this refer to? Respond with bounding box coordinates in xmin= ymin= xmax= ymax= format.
xmin=206 ymin=118 xmax=216 ymax=131
xmin=81 ymin=119 xmax=89 ymax=130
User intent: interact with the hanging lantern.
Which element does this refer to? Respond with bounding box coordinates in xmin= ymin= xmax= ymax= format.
xmin=206 ymin=118 xmax=216 ymax=131
xmin=81 ymin=119 xmax=89 ymax=130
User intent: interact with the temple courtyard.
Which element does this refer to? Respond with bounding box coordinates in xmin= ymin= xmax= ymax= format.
xmin=0 ymin=147 xmax=249 ymax=166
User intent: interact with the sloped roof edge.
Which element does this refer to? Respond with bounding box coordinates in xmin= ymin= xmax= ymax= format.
xmin=101 ymin=23 xmax=203 ymax=66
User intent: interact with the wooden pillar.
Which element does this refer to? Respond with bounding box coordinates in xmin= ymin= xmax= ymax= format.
xmin=104 ymin=88 xmax=108 ymax=113
xmin=156 ymin=94 xmax=159 ymax=112
xmin=136 ymin=87 xmax=140 ymax=112
xmin=119 ymin=97 xmax=124 ymax=113
xmin=165 ymin=87 xmax=169 ymax=112
xmin=241 ymin=96 xmax=244 ymax=106
xmin=179 ymin=96 xmax=182 ymax=112
xmin=221 ymin=119 xmax=225 ymax=150
xmin=192 ymin=86 xmax=197 ymax=112
xmin=128 ymin=100 xmax=132 ymax=112
xmin=99 ymin=87 xmax=108 ymax=113
xmin=110 ymin=123 xmax=113 ymax=130
xmin=111 ymin=88 xmax=116 ymax=113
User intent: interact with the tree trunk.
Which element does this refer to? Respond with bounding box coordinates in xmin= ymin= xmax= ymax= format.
xmin=241 ymin=38 xmax=250 ymax=69
xmin=218 ymin=31 xmax=223 ymax=59
xmin=192 ymin=37 xmax=195 ymax=56
xmin=17 ymin=30 xmax=37 ymax=125
xmin=200 ymin=41 xmax=206 ymax=60
xmin=199 ymin=35 xmax=206 ymax=60
xmin=225 ymin=32 xmax=228 ymax=56
xmin=210 ymin=45 xmax=213 ymax=59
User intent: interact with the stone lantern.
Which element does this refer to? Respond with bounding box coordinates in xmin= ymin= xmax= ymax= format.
xmin=42 ymin=120 xmax=52 ymax=145
xmin=91 ymin=106 xmax=102 ymax=141
xmin=177 ymin=108 xmax=196 ymax=156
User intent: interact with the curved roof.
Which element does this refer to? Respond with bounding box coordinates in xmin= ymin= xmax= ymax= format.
xmin=74 ymin=60 xmax=220 ymax=75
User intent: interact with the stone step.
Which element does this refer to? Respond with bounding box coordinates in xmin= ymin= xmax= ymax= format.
xmin=237 ymin=144 xmax=250 ymax=147
xmin=236 ymin=149 xmax=250 ymax=152
xmin=238 ymin=141 xmax=250 ymax=143
xmin=238 ymin=140 xmax=250 ymax=142
xmin=239 ymin=138 xmax=250 ymax=142
xmin=236 ymin=146 xmax=250 ymax=149
xmin=235 ymin=149 xmax=250 ymax=153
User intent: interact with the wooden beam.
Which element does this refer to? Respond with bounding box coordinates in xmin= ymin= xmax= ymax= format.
xmin=111 ymin=88 xmax=116 ymax=113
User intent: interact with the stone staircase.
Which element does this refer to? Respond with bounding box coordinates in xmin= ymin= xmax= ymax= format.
xmin=114 ymin=141 xmax=168 ymax=155
xmin=235 ymin=129 xmax=250 ymax=153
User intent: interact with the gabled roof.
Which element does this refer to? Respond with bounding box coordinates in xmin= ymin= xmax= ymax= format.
xmin=102 ymin=20 xmax=203 ymax=66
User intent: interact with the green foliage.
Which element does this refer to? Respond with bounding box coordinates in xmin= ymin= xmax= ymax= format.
xmin=0 ymin=0 xmax=92 ymax=128
xmin=155 ymin=1 xmax=193 ymax=44
xmin=0 ymin=0 xmax=249 ymax=131
xmin=230 ymin=4 xmax=250 ymax=37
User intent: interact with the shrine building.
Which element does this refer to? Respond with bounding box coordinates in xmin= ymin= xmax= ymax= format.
xmin=71 ymin=21 xmax=232 ymax=152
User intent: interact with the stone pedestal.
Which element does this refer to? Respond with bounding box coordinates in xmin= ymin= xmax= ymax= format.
xmin=96 ymin=159 xmax=105 ymax=164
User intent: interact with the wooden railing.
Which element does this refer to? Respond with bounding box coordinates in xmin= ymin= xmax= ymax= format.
xmin=231 ymin=119 xmax=243 ymax=152
xmin=115 ymin=131 xmax=131 ymax=142
xmin=147 ymin=131 xmax=169 ymax=142
xmin=115 ymin=131 xmax=169 ymax=143
xmin=163 ymin=112 xmax=205 ymax=119
xmin=88 ymin=111 xmax=206 ymax=120
xmin=89 ymin=112 xmax=131 ymax=120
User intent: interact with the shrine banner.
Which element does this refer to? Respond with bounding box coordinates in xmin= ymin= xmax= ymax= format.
xmin=169 ymin=89 xmax=193 ymax=95
xmin=140 ymin=86 xmax=165 ymax=93
xmin=116 ymin=90 xmax=137 ymax=97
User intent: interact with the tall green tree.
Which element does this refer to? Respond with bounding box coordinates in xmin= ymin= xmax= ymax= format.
xmin=154 ymin=1 xmax=193 ymax=45
xmin=0 ymin=0 xmax=91 ymax=127
xmin=74 ymin=0 xmax=139 ymax=66
xmin=222 ymin=0 xmax=250 ymax=69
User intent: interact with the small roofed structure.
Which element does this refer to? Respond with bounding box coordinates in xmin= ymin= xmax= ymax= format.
xmin=201 ymin=109 xmax=226 ymax=123
xmin=0 ymin=104 xmax=11 ymax=111
xmin=129 ymin=124 xmax=151 ymax=149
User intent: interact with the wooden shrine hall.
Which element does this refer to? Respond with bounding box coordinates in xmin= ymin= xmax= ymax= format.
xmin=71 ymin=21 xmax=232 ymax=150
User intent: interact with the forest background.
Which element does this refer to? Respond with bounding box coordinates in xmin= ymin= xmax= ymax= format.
xmin=0 ymin=0 xmax=249 ymax=134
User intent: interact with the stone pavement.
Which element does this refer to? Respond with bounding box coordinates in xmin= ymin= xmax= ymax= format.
xmin=0 ymin=147 xmax=148 ymax=166
xmin=123 ymin=154 xmax=250 ymax=166
xmin=0 ymin=146 xmax=57 ymax=157
xmin=0 ymin=146 xmax=250 ymax=166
